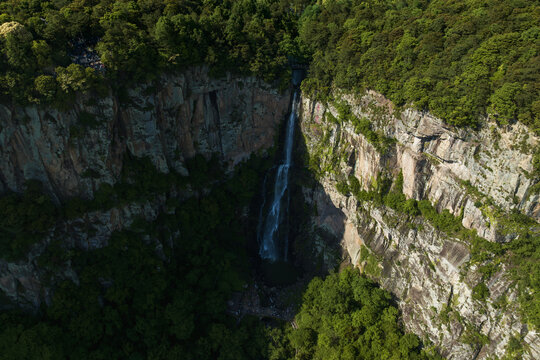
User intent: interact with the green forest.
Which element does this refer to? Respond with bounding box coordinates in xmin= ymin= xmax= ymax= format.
xmin=0 ymin=0 xmax=310 ymax=105
xmin=268 ymin=268 xmax=442 ymax=360
xmin=1 ymin=0 xmax=539 ymax=131
xmin=299 ymin=0 xmax=540 ymax=131
xmin=0 ymin=0 xmax=539 ymax=359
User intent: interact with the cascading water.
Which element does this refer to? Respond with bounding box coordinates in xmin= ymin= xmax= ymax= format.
xmin=258 ymin=91 xmax=298 ymax=262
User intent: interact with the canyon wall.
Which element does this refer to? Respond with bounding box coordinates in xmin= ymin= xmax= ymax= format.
xmin=0 ymin=67 xmax=289 ymax=201
xmin=0 ymin=68 xmax=290 ymax=309
xmin=299 ymin=91 xmax=539 ymax=359
xmin=1 ymin=66 xmax=539 ymax=359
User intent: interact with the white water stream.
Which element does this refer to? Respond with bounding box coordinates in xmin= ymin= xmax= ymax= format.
xmin=258 ymin=91 xmax=298 ymax=261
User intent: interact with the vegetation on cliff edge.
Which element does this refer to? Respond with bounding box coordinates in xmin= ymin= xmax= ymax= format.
xmin=0 ymin=0 xmax=311 ymax=105
xmin=299 ymin=0 xmax=540 ymax=132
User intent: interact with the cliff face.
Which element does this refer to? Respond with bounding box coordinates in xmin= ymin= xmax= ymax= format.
xmin=0 ymin=67 xmax=289 ymax=201
xmin=1 ymin=67 xmax=539 ymax=358
xmin=299 ymin=92 xmax=539 ymax=359
xmin=0 ymin=68 xmax=290 ymax=309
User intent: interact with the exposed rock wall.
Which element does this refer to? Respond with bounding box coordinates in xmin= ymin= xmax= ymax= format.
xmin=0 ymin=68 xmax=290 ymax=310
xmin=2 ymin=64 xmax=539 ymax=358
xmin=0 ymin=67 xmax=289 ymax=201
xmin=305 ymin=92 xmax=539 ymax=241
xmin=300 ymin=92 xmax=539 ymax=359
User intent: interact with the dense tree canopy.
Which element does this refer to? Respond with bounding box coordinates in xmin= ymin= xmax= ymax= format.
xmin=269 ymin=268 xmax=442 ymax=360
xmin=1 ymin=0 xmax=539 ymax=132
xmin=0 ymin=0 xmax=311 ymax=104
xmin=299 ymin=0 xmax=540 ymax=131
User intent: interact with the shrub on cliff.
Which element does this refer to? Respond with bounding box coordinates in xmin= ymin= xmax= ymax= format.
xmin=0 ymin=181 xmax=57 ymax=260
xmin=472 ymin=283 xmax=490 ymax=301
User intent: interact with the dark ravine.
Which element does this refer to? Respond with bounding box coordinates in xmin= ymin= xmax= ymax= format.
xmin=0 ymin=69 xmax=538 ymax=359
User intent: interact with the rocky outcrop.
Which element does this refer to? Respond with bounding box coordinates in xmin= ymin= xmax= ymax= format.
xmin=0 ymin=68 xmax=290 ymax=310
xmin=305 ymin=92 xmax=539 ymax=241
xmin=300 ymin=92 xmax=539 ymax=359
xmin=0 ymin=67 xmax=289 ymax=201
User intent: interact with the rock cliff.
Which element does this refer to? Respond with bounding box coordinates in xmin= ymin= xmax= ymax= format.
xmin=0 ymin=67 xmax=289 ymax=201
xmin=299 ymin=91 xmax=539 ymax=359
xmin=1 ymin=66 xmax=539 ymax=359
xmin=0 ymin=68 xmax=290 ymax=309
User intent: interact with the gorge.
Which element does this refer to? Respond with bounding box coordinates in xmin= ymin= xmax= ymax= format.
xmin=0 ymin=68 xmax=537 ymax=359
xmin=0 ymin=1 xmax=539 ymax=359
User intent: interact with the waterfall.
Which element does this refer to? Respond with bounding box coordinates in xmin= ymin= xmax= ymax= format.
xmin=258 ymin=91 xmax=298 ymax=262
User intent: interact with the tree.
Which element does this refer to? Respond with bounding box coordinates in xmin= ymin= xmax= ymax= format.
xmin=56 ymin=64 xmax=96 ymax=93
xmin=97 ymin=20 xmax=158 ymax=80
xmin=34 ymin=74 xmax=57 ymax=102
xmin=488 ymin=82 xmax=522 ymax=125
xmin=272 ymin=267 xmax=441 ymax=359
xmin=31 ymin=40 xmax=52 ymax=68
xmin=0 ymin=22 xmax=33 ymax=71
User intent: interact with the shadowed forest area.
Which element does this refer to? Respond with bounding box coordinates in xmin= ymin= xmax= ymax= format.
xmin=0 ymin=155 xmax=440 ymax=359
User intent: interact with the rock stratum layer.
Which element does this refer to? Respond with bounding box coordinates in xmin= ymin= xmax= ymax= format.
xmin=300 ymin=91 xmax=539 ymax=359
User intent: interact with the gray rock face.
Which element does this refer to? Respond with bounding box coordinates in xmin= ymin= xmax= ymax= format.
xmin=305 ymin=92 xmax=539 ymax=241
xmin=300 ymin=92 xmax=539 ymax=359
xmin=0 ymin=68 xmax=289 ymax=310
xmin=0 ymin=67 xmax=289 ymax=201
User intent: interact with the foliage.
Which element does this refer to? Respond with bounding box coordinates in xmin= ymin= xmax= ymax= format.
xmin=532 ymin=148 xmax=540 ymax=187
xmin=503 ymin=334 xmax=524 ymax=359
xmin=335 ymin=179 xmax=350 ymax=196
xmin=33 ymin=74 xmax=57 ymax=102
xmin=299 ymin=0 xmax=540 ymax=132
xmin=0 ymin=0 xmax=312 ymax=105
xmin=0 ymin=180 xmax=57 ymax=260
xmin=0 ymin=154 xmax=274 ymax=359
xmin=56 ymin=64 xmax=98 ymax=93
xmin=269 ymin=267 xmax=442 ymax=360
xmin=334 ymin=101 xmax=395 ymax=154
xmin=64 ymin=154 xmax=188 ymax=219
xmin=471 ymin=283 xmax=490 ymax=301
xmin=460 ymin=325 xmax=489 ymax=348
xmin=359 ymin=245 xmax=382 ymax=277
